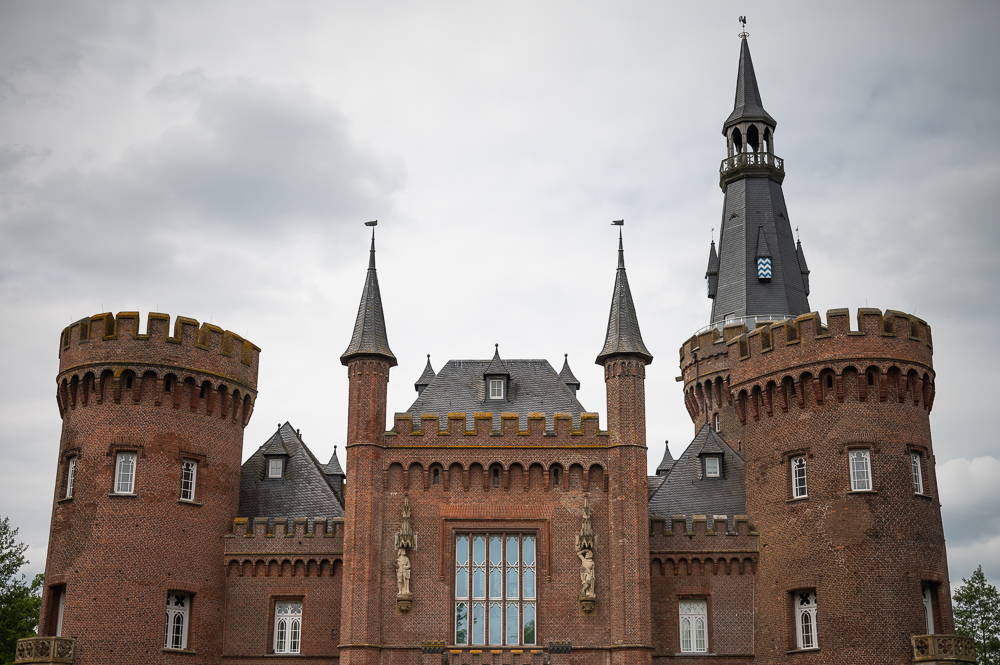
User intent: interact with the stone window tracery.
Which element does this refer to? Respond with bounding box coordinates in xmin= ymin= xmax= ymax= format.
xmin=180 ymin=460 xmax=197 ymax=501
xmin=791 ymin=456 xmax=807 ymax=499
xmin=679 ymin=599 xmax=708 ymax=652
xmin=114 ymin=452 xmax=136 ymax=494
xmin=163 ymin=592 xmax=190 ymax=650
xmin=794 ymin=591 xmax=818 ymax=650
xmin=455 ymin=533 xmax=535 ymax=647
xmin=273 ymin=601 xmax=302 ymax=654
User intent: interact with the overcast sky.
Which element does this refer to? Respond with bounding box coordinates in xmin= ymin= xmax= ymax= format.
xmin=1 ymin=1 xmax=998 ymax=591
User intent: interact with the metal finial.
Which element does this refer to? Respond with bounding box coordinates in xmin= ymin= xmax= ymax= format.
xmin=711 ymin=226 xmax=715 ymax=243
xmin=796 ymin=226 xmax=800 ymax=242
xmin=738 ymin=16 xmax=749 ymax=39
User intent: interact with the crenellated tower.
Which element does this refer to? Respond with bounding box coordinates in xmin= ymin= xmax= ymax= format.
xmin=41 ymin=312 xmax=259 ymax=664
xmin=677 ymin=34 xmax=958 ymax=664
xmin=596 ymin=229 xmax=653 ymax=665
xmin=338 ymin=232 xmax=396 ymax=665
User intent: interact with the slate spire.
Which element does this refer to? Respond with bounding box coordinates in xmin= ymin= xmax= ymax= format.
xmin=724 ymin=36 xmax=775 ymax=130
xmin=596 ymin=231 xmax=653 ymax=365
xmin=414 ymin=354 xmax=436 ymax=394
xmin=483 ymin=344 xmax=509 ymax=377
xmin=705 ymin=240 xmax=720 ymax=299
xmin=341 ymin=232 xmax=397 ymax=366
xmin=559 ymin=354 xmax=581 ymax=395
xmin=656 ymin=441 xmax=675 ymax=476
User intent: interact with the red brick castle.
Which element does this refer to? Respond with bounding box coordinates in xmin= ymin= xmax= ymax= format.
xmin=20 ymin=35 xmax=975 ymax=665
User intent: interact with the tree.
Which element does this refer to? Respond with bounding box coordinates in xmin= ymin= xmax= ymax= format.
xmin=954 ymin=565 xmax=1000 ymax=665
xmin=0 ymin=517 xmax=43 ymax=665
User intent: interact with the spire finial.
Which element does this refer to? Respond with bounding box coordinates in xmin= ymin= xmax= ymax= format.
xmin=612 ymin=220 xmax=625 ymax=269
xmin=365 ymin=220 xmax=378 ymax=267
xmin=738 ymin=15 xmax=749 ymax=39
xmin=711 ymin=226 xmax=715 ymax=244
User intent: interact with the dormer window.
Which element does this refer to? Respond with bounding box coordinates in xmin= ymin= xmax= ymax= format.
xmin=489 ymin=378 xmax=504 ymax=399
xmin=268 ymin=458 xmax=284 ymax=478
xmin=704 ymin=457 xmax=721 ymax=478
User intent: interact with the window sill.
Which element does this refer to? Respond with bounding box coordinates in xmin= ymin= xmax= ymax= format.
xmin=914 ymin=492 xmax=933 ymax=500
xmin=177 ymin=499 xmax=202 ymax=506
xmin=57 ymin=497 xmax=74 ymax=503
xmin=162 ymin=648 xmax=196 ymax=654
xmin=674 ymin=653 xmax=716 ymax=657
xmin=786 ymin=496 xmax=808 ymax=503
xmin=107 ymin=492 xmax=137 ymax=498
xmin=265 ymin=653 xmax=305 ymax=657
xmin=786 ymin=647 xmax=820 ymax=654
xmin=847 ymin=490 xmax=877 ymax=495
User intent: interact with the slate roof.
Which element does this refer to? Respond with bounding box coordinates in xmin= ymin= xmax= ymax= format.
xmin=239 ymin=422 xmax=345 ymax=519
xmin=724 ymin=37 xmax=776 ymax=130
xmin=705 ymin=240 xmax=720 ymax=299
xmin=648 ymin=425 xmax=745 ymax=524
xmin=558 ymin=354 xmax=580 ymax=391
xmin=647 ymin=475 xmax=665 ymax=498
xmin=341 ymin=235 xmax=397 ymax=367
xmin=484 ymin=345 xmax=510 ymax=377
xmin=414 ymin=355 xmax=436 ymax=392
xmin=595 ymin=233 xmax=653 ymax=365
xmin=655 ymin=441 xmax=675 ymax=475
xmin=406 ymin=357 xmax=590 ymax=431
xmin=796 ymin=239 xmax=811 ymax=296
xmin=323 ymin=446 xmax=344 ymax=477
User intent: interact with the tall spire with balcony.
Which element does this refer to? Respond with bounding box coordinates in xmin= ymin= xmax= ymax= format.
xmin=708 ymin=35 xmax=811 ymax=329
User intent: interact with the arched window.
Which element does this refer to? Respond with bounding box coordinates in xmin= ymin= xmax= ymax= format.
xmin=747 ymin=124 xmax=759 ymax=153
xmin=163 ymin=592 xmax=190 ymax=650
xmin=795 ymin=591 xmax=818 ymax=649
xmin=732 ymin=128 xmax=743 ymax=154
xmin=679 ymin=599 xmax=708 ymax=652
xmin=493 ymin=467 xmax=501 ymax=488
xmin=433 ymin=468 xmax=440 ymax=485
xmin=274 ymin=601 xmax=302 ymax=654
xmin=552 ymin=468 xmax=560 ymax=487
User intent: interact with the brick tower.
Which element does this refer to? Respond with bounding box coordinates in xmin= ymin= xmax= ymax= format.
xmin=679 ymin=35 xmax=955 ymax=664
xmin=40 ymin=312 xmax=259 ymax=664
xmin=338 ymin=232 xmax=396 ymax=665
xmin=596 ymin=229 xmax=653 ymax=665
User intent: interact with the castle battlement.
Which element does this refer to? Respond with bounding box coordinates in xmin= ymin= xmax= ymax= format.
xmin=226 ymin=516 xmax=345 ymax=543
xmin=59 ymin=312 xmax=260 ymax=385
xmin=648 ymin=515 xmax=758 ymax=575
xmin=386 ymin=411 xmax=607 ymax=444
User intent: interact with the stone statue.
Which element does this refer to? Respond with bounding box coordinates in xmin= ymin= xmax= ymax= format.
xmin=577 ymin=547 xmax=595 ymax=598
xmin=395 ymin=548 xmax=411 ymax=596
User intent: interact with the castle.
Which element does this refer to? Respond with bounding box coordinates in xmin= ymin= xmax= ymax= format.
xmin=18 ymin=35 xmax=976 ymax=665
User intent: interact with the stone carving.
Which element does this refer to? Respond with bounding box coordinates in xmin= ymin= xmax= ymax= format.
xmin=394 ymin=493 xmax=415 ymax=613
xmin=575 ymin=494 xmax=597 ymax=613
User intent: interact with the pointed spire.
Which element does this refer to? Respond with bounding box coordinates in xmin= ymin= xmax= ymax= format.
xmin=261 ymin=423 xmax=291 ymax=456
xmin=559 ymin=353 xmax=581 ymax=394
xmin=341 ymin=229 xmax=397 ymax=367
xmin=724 ymin=36 xmax=775 ymax=130
xmin=414 ymin=354 xmax=436 ymax=394
xmin=324 ymin=445 xmax=345 ymax=477
xmin=596 ymin=232 xmax=653 ymax=365
xmin=796 ymin=238 xmax=811 ymax=296
xmin=656 ymin=441 xmax=675 ymax=476
xmin=706 ymin=240 xmax=720 ymax=299
xmin=484 ymin=344 xmax=509 ymax=377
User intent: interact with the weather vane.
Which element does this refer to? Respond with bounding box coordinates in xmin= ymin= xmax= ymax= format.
xmin=711 ymin=226 xmax=715 ymax=243
xmin=739 ymin=16 xmax=749 ymax=39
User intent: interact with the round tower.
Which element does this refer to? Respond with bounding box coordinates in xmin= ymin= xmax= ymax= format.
xmin=40 ymin=311 xmax=259 ymax=665
xmin=729 ymin=308 xmax=949 ymax=663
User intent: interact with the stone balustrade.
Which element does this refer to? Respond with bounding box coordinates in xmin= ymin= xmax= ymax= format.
xmin=14 ymin=636 xmax=74 ymax=663
xmin=911 ymin=634 xmax=977 ymax=663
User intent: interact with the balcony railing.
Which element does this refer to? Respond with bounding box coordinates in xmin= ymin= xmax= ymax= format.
xmin=720 ymin=151 xmax=784 ymax=173
xmin=14 ymin=636 xmax=74 ymax=663
xmin=911 ymin=634 xmax=977 ymax=663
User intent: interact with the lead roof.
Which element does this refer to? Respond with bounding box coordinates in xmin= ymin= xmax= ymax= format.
xmin=239 ymin=422 xmax=345 ymax=519
xmin=341 ymin=235 xmax=397 ymax=367
xmin=406 ymin=357 xmax=589 ymax=431
xmin=595 ymin=233 xmax=653 ymax=365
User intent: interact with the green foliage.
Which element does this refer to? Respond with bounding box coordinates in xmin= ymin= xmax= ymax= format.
xmin=0 ymin=517 xmax=43 ymax=665
xmin=954 ymin=565 xmax=1000 ymax=665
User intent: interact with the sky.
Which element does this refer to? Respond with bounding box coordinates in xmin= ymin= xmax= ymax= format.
xmin=1 ymin=1 xmax=998 ymax=591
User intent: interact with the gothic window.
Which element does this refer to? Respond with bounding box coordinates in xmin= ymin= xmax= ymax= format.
xmin=679 ymin=599 xmax=708 ymax=653
xmin=849 ymin=449 xmax=872 ymax=491
xmin=273 ymin=601 xmax=302 ymax=654
xmin=489 ymin=379 xmax=504 ymax=399
xmin=791 ymin=456 xmax=808 ymax=499
xmin=911 ymin=453 xmax=924 ymax=495
xmin=65 ymin=457 xmax=77 ymax=499
xmin=794 ymin=591 xmax=818 ymax=650
xmin=114 ymin=452 xmax=136 ymax=494
xmin=922 ymin=583 xmax=936 ymax=634
xmin=180 ymin=460 xmax=197 ymax=502
xmin=455 ymin=533 xmax=535 ymax=647
xmin=164 ymin=592 xmax=190 ymax=650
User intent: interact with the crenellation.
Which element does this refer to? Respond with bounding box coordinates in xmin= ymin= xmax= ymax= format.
xmin=389 ymin=410 xmax=607 ymax=443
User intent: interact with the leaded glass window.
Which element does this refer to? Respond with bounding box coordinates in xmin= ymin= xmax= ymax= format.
xmin=115 ymin=452 xmax=136 ymax=494
xmin=274 ymin=601 xmax=302 ymax=654
xmin=849 ymin=449 xmax=871 ymax=491
xmin=455 ymin=533 xmax=535 ymax=646
xmin=791 ymin=456 xmax=807 ymax=498
xmin=164 ymin=592 xmax=190 ymax=650
xmin=679 ymin=599 xmax=707 ymax=653
xmin=180 ymin=460 xmax=197 ymax=501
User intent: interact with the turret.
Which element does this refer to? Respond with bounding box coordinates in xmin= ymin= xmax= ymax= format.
xmin=40 ymin=312 xmax=259 ymax=663
xmin=414 ymin=354 xmax=435 ymax=395
xmin=559 ymin=353 xmax=581 ymax=396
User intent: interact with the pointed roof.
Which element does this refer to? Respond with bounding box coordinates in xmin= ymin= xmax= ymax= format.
xmin=796 ymin=238 xmax=810 ymax=274
xmin=324 ymin=446 xmax=344 ymax=477
xmin=697 ymin=428 xmax=727 ymax=456
xmin=483 ymin=344 xmax=510 ymax=377
xmin=595 ymin=232 xmax=653 ymax=365
xmin=724 ymin=37 xmax=775 ymax=130
xmin=656 ymin=441 xmax=675 ymax=476
xmin=415 ymin=354 xmax=436 ymax=392
xmin=706 ymin=240 xmax=720 ymax=276
xmin=341 ymin=234 xmax=397 ymax=367
xmin=558 ymin=354 xmax=580 ymax=390
xmin=755 ymin=225 xmax=772 ymax=258
xmin=261 ymin=426 xmax=290 ymax=456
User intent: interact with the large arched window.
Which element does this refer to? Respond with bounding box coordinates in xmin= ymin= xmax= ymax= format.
xmin=274 ymin=601 xmax=302 ymax=654
xmin=679 ymin=599 xmax=708 ymax=652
